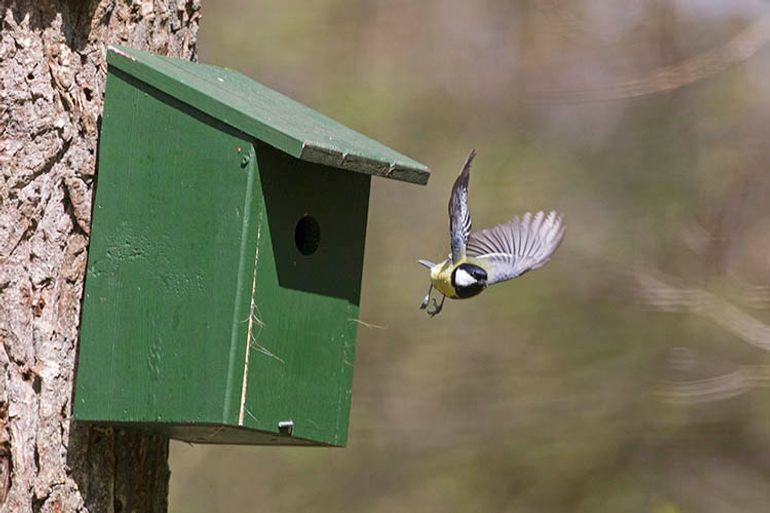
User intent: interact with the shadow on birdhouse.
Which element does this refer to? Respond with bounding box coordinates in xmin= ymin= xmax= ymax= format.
xmin=256 ymin=142 xmax=369 ymax=303
xmin=73 ymin=46 xmax=429 ymax=447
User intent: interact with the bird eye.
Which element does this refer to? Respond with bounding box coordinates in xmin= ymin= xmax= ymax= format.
xmin=295 ymin=215 xmax=320 ymax=256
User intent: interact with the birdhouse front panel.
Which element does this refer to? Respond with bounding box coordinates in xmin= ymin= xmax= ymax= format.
xmin=74 ymin=46 xmax=429 ymax=447
xmin=239 ymin=143 xmax=370 ymax=445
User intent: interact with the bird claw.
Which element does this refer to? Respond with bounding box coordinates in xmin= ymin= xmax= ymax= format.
xmin=426 ymin=297 xmax=445 ymax=317
xmin=419 ymin=284 xmax=445 ymax=317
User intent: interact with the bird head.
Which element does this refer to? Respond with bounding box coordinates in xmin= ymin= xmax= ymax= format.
xmin=452 ymin=263 xmax=487 ymax=298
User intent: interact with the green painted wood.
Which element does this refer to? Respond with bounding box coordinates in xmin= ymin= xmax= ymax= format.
xmin=75 ymin=70 xmax=257 ymax=431
xmin=106 ymin=45 xmax=430 ymax=185
xmin=239 ymin=143 xmax=370 ymax=446
xmin=74 ymin=68 xmax=370 ymax=446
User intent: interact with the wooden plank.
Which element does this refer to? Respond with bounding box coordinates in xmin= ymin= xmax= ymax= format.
xmin=240 ymin=143 xmax=369 ymax=446
xmin=107 ymin=45 xmax=430 ymax=185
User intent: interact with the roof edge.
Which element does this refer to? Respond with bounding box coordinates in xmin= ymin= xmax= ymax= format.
xmin=299 ymin=143 xmax=430 ymax=186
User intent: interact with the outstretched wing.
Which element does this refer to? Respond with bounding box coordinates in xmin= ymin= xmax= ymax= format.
xmin=467 ymin=211 xmax=564 ymax=284
xmin=449 ymin=150 xmax=476 ymax=263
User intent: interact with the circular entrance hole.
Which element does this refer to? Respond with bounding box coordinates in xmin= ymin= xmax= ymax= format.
xmin=295 ymin=215 xmax=320 ymax=256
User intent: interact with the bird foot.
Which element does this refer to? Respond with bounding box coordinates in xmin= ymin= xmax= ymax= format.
xmin=426 ymin=297 xmax=444 ymax=317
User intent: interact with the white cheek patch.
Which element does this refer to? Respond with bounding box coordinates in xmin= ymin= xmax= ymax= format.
xmin=454 ymin=268 xmax=477 ymax=287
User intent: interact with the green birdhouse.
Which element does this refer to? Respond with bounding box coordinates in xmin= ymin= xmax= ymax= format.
xmin=73 ymin=46 xmax=429 ymax=447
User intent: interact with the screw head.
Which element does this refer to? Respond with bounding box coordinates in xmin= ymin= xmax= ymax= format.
xmin=278 ymin=420 xmax=294 ymax=435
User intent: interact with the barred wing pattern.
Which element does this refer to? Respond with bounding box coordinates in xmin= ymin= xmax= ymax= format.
xmin=466 ymin=211 xmax=564 ymax=285
xmin=449 ymin=150 xmax=476 ymax=263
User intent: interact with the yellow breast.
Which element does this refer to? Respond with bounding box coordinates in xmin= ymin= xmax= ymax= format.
xmin=430 ymin=260 xmax=459 ymax=299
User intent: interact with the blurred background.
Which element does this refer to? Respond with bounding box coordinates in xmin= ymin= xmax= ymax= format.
xmin=169 ymin=1 xmax=770 ymax=511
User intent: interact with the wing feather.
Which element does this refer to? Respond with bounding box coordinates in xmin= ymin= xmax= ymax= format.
xmin=448 ymin=150 xmax=476 ymax=263
xmin=467 ymin=211 xmax=565 ymax=284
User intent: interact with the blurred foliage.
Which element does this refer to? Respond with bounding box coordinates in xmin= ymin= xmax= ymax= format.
xmin=170 ymin=1 xmax=770 ymax=511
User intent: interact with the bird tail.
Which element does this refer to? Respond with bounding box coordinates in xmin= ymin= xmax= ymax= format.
xmin=418 ymin=259 xmax=436 ymax=269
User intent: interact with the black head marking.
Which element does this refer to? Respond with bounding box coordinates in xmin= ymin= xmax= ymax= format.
xmin=451 ymin=263 xmax=488 ymax=299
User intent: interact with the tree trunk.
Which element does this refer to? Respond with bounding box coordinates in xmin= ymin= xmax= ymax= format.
xmin=0 ymin=1 xmax=200 ymax=511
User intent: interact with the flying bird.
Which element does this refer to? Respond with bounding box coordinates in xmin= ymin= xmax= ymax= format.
xmin=418 ymin=150 xmax=565 ymax=317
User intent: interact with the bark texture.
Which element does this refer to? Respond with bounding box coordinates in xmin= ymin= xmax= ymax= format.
xmin=0 ymin=1 xmax=200 ymax=511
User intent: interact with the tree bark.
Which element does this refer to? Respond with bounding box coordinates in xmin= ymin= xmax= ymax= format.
xmin=0 ymin=1 xmax=200 ymax=511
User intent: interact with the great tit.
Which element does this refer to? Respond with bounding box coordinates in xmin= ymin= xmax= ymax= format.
xmin=418 ymin=150 xmax=565 ymax=317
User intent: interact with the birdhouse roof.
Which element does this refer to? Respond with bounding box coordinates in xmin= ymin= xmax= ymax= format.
xmin=106 ymin=46 xmax=430 ymax=185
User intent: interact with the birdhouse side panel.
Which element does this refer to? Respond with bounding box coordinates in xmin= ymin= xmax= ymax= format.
xmin=75 ymin=71 xmax=259 ymax=429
